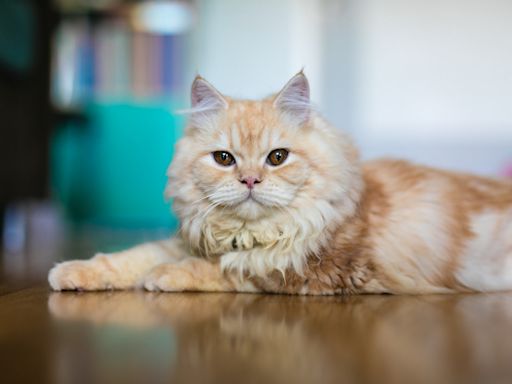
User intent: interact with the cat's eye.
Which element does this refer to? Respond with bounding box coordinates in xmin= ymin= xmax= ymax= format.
xmin=212 ymin=151 xmax=236 ymax=166
xmin=266 ymin=148 xmax=289 ymax=166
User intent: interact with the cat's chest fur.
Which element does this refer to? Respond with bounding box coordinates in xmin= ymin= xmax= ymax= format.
xmin=189 ymin=204 xmax=344 ymax=280
xmin=199 ymin=212 xmax=298 ymax=256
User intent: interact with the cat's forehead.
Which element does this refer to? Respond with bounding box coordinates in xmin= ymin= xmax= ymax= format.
xmin=213 ymin=99 xmax=291 ymax=152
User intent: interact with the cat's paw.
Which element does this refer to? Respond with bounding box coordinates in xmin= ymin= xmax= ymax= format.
xmin=48 ymin=256 xmax=112 ymax=291
xmin=143 ymin=263 xmax=195 ymax=292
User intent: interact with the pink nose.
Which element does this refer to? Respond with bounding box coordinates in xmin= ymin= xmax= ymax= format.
xmin=240 ymin=176 xmax=261 ymax=189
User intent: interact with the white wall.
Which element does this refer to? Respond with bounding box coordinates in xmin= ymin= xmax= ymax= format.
xmin=353 ymin=0 xmax=512 ymax=141
xmin=190 ymin=0 xmax=324 ymax=101
xmin=346 ymin=0 xmax=512 ymax=174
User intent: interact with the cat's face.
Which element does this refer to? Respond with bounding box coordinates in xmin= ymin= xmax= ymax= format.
xmin=168 ymin=73 xmax=360 ymax=225
xmin=185 ymin=101 xmax=314 ymax=220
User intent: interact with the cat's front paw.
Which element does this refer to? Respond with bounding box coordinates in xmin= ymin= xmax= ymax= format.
xmin=48 ymin=256 xmax=112 ymax=291
xmin=143 ymin=263 xmax=196 ymax=292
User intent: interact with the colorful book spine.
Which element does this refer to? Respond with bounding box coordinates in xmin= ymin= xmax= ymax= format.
xmin=52 ymin=18 xmax=187 ymax=105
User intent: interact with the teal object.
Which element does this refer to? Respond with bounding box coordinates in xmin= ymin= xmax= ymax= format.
xmin=51 ymin=102 xmax=184 ymax=228
xmin=0 ymin=0 xmax=34 ymax=72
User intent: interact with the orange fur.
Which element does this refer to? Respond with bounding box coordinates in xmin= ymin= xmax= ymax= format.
xmin=48 ymin=73 xmax=512 ymax=295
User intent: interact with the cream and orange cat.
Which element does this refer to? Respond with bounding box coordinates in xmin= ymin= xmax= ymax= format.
xmin=48 ymin=72 xmax=512 ymax=294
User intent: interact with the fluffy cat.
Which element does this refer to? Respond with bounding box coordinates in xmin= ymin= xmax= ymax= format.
xmin=49 ymin=72 xmax=512 ymax=294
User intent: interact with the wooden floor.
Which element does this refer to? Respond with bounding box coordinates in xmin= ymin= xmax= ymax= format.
xmin=2 ymin=228 xmax=512 ymax=384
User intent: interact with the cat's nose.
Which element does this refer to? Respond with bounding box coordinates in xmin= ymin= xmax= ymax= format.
xmin=239 ymin=176 xmax=261 ymax=189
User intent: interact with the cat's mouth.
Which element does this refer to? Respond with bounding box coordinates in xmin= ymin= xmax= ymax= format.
xmin=236 ymin=191 xmax=266 ymax=212
xmin=243 ymin=191 xmax=259 ymax=203
xmin=223 ymin=188 xmax=288 ymax=214
xmin=244 ymin=190 xmax=264 ymax=205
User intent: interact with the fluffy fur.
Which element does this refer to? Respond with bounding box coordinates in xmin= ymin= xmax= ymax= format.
xmin=48 ymin=72 xmax=512 ymax=295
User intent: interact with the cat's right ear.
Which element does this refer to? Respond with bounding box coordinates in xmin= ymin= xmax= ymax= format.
xmin=186 ymin=76 xmax=228 ymax=130
xmin=190 ymin=75 xmax=228 ymax=113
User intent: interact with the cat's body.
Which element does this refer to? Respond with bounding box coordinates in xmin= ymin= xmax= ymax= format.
xmin=49 ymin=73 xmax=512 ymax=295
xmin=290 ymin=159 xmax=512 ymax=295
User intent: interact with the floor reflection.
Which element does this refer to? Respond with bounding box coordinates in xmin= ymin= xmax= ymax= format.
xmin=48 ymin=292 xmax=512 ymax=384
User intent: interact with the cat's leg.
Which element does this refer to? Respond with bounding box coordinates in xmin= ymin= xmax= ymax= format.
xmin=142 ymin=247 xmax=313 ymax=294
xmin=141 ymin=248 xmax=376 ymax=295
xmin=142 ymin=257 xmax=260 ymax=293
xmin=143 ymin=248 xmax=383 ymax=295
xmin=48 ymin=237 xmax=189 ymax=291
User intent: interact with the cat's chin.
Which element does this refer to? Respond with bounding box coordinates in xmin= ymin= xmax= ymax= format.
xmin=233 ymin=198 xmax=272 ymax=221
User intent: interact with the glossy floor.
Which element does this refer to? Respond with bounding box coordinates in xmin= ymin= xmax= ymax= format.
xmin=2 ymin=227 xmax=512 ymax=383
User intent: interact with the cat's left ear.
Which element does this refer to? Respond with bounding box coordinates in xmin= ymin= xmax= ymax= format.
xmin=273 ymin=71 xmax=311 ymax=126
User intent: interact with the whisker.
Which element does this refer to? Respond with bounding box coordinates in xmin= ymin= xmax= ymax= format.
xmin=203 ymin=202 xmax=221 ymax=218
xmin=188 ymin=191 xmax=227 ymax=206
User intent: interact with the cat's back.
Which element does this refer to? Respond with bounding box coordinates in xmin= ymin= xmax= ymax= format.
xmin=362 ymin=158 xmax=512 ymax=207
xmin=358 ymin=158 xmax=512 ymax=293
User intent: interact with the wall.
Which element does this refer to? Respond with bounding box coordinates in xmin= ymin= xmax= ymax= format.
xmin=347 ymin=0 xmax=512 ymax=174
xmin=190 ymin=0 xmax=324 ymax=101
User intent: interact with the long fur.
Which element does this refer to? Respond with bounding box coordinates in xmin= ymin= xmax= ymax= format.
xmin=48 ymin=72 xmax=512 ymax=295
xmin=166 ymin=111 xmax=363 ymax=279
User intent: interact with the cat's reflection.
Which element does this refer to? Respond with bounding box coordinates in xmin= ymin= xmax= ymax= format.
xmin=48 ymin=292 xmax=512 ymax=384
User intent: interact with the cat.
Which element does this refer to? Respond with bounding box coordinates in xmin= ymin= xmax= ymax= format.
xmin=48 ymin=72 xmax=512 ymax=295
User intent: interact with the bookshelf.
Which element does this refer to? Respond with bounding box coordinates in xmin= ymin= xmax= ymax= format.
xmin=52 ymin=2 xmax=191 ymax=107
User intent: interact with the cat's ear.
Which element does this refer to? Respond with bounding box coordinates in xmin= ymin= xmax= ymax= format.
xmin=191 ymin=75 xmax=228 ymax=111
xmin=187 ymin=76 xmax=228 ymax=129
xmin=274 ymin=71 xmax=311 ymax=125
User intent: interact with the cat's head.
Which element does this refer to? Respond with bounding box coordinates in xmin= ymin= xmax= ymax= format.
xmin=167 ymin=72 xmax=362 ymax=253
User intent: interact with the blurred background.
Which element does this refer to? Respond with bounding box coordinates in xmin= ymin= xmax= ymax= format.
xmin=1 ymin=0 xmax=511 ymax=272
